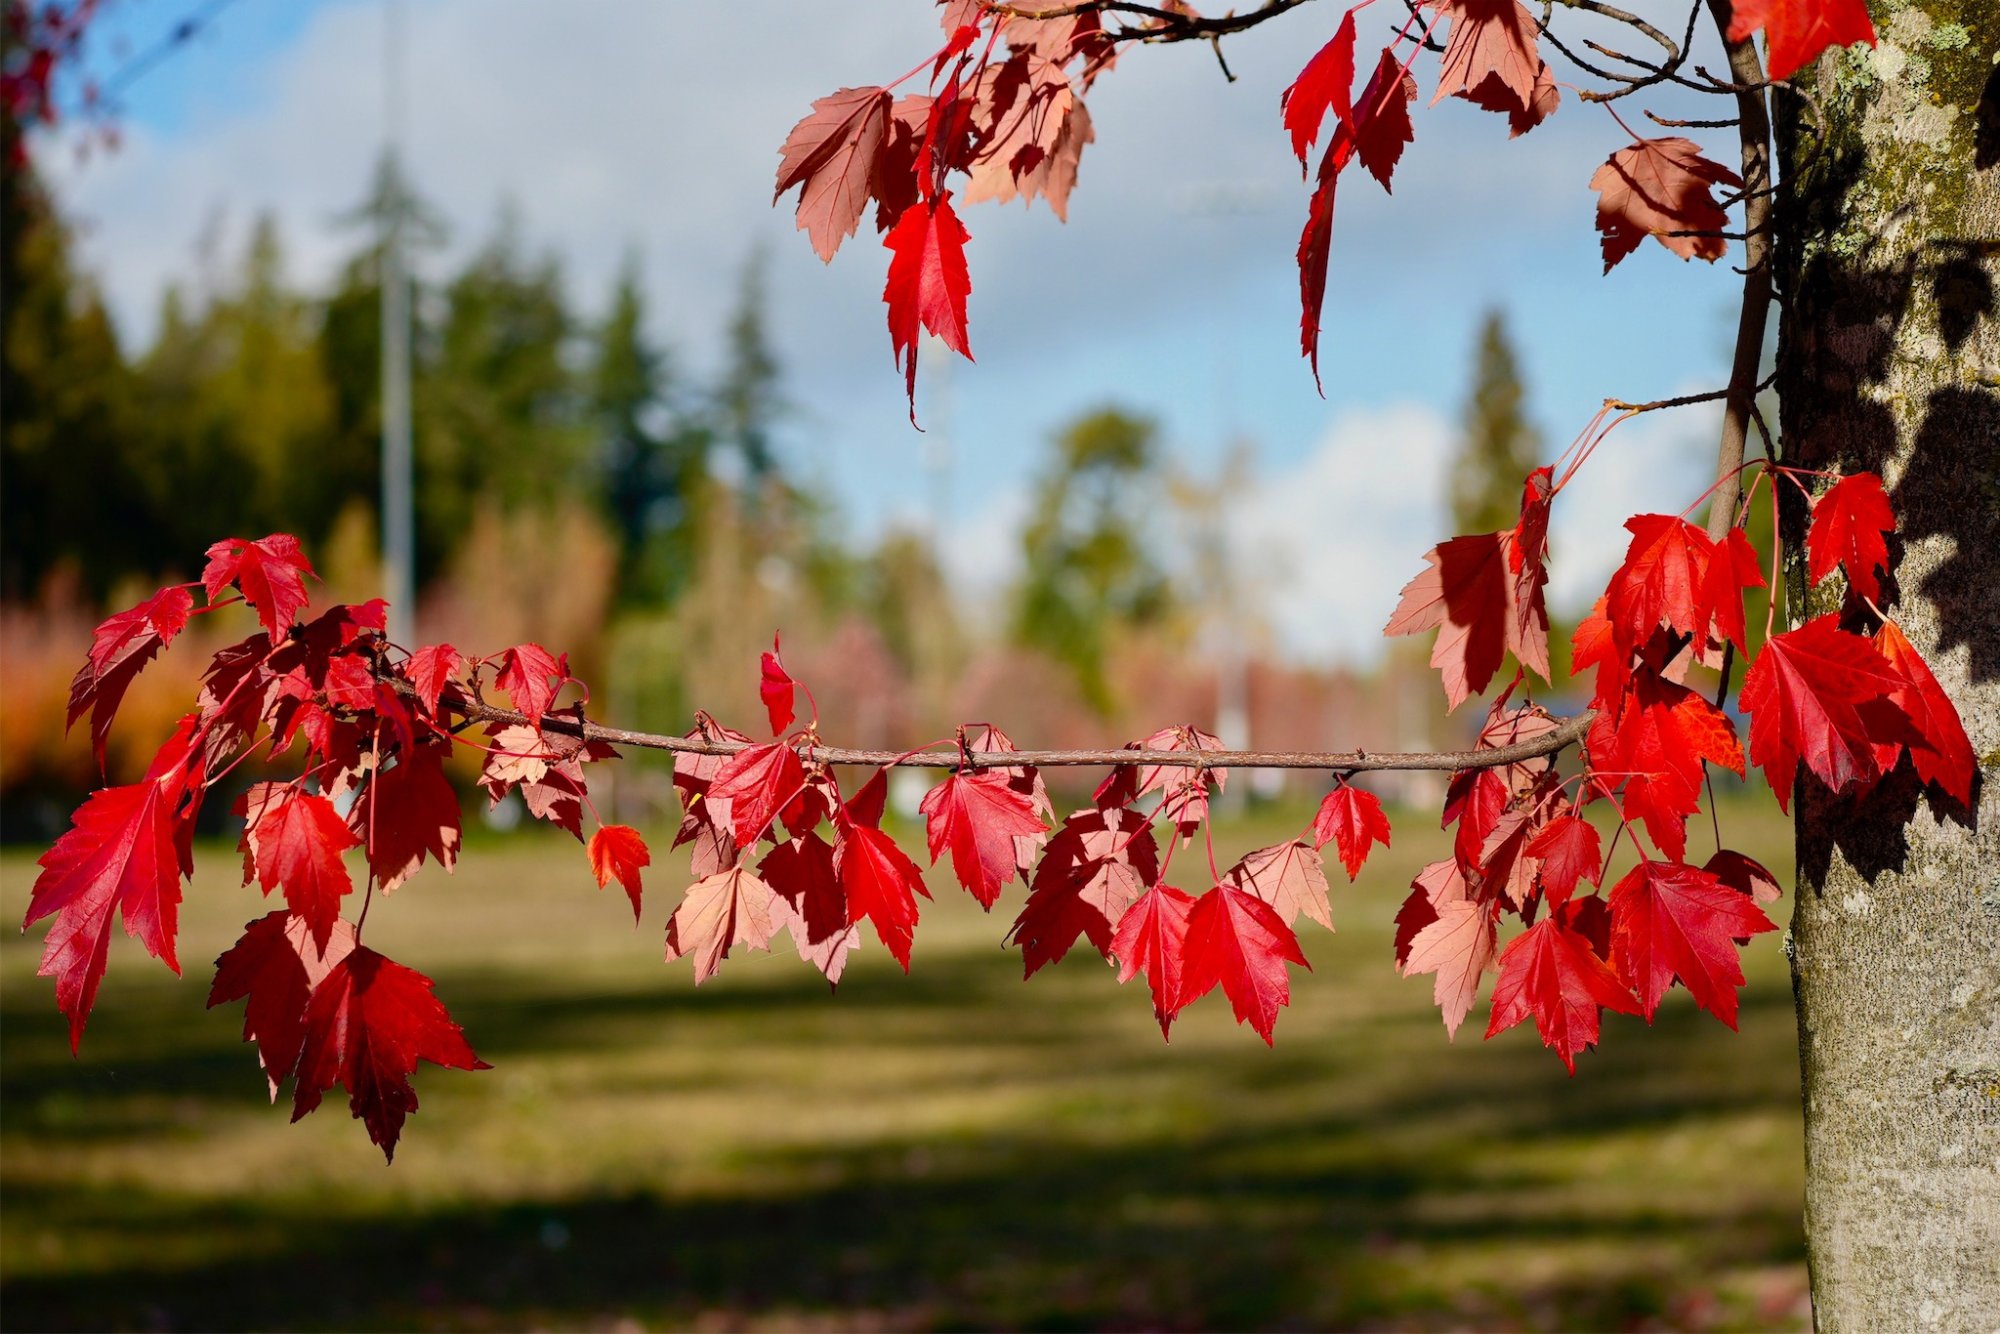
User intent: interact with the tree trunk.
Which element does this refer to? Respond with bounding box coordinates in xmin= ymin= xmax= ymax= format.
xmin=1773 ymin=5 xmax=2000 ymax=1328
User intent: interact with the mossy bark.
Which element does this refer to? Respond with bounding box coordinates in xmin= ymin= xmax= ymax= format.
xmin=1772 ymin=5 xmax=2000 ymax=1328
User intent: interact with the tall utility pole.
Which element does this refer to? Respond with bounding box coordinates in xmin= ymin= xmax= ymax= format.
xmin=379 ymin=0 xmax=415 ymax=646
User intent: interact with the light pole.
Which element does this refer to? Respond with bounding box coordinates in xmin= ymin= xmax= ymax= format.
xmin=380 ymin=0 xmax=415 ymax=646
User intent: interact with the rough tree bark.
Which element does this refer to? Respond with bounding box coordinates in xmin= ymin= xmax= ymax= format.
xmin=1774 ymin=4 xmax=2000 ymax=1327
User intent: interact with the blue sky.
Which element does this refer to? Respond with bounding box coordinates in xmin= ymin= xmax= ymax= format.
xmin=43 ymin=0 xmax=1743 ymax=661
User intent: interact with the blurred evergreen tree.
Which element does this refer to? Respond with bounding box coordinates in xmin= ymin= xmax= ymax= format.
xmin=1 ymin=104 xmax=153 ymax=597
xmin=1014 ymin=407 xmax=1174 ymax=711
xmin=1450 ymin=310 xmax=1542 ymax=535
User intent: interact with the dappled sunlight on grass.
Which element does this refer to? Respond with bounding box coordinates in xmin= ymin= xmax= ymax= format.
xmin=1 ymin=800 xmax=1807 ymax=1331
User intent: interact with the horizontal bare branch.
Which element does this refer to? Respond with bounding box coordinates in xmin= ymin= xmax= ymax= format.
xmin=442 ymin=693 xmax=1598 ymax=775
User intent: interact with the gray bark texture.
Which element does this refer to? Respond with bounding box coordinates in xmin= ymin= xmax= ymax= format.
xmin=1773 ymin=4 xmax=2000 ymax=1329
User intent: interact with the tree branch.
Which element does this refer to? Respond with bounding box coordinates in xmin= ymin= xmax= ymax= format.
xmin=981 ymin=0 xmax=1317 ymax=44
xmin=1703 ymin=0 xmax=1774 ymax=543
xmin=443 ymin=693 xmax=1597 ymax=775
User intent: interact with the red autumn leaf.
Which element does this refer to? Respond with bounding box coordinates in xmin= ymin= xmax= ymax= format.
xmin=845 ymin=766 xmax=890 ymax=830
xmin=403 ymin=643 xmax=463 ymax=716
xmin=1741 ymin=613 xmax=1906 ymax=809
xmin=1590 ymin=136 xmax=1743 ymax=272
xmin=494 ymin=642 xmax=569 ymax=729
xmin=963 ymin=54 xmax=1085 ymax=216
xmin=202 ymin=533 xmax=317 ymax=643
xmin=1704 ymin=526 xmax=1767 ymax=658
xmin=1110 ymin=882 xmax=1197 ymax=1038
xmin=883 ymin=192 xmax=973 ymax=420
xmin=24 ymin=720 xmax=200 ymax=1051
xmin=964 ymin=722 xmax=1053 ymax=878
xmin=1394 ymin=857 xmax=1471 ymax=967
xmin=1485 ymin=914 xmax=1641 ymax=1072
xmin=1588 ymin=667 xmax=1743 ymax=860
xmin=835 ymin=816 xmax=929 ymax=970
xmin=1310 ymin=784 xmax=1392 ymax=879
xmin=242 ymin=789 xmax=361 ymax=955
xmin=1353 ymin=47 xmax=1418 ymax=191
xmin=1402 ymin=895 xmax=1497 ymax=1038
xmin=1468 ymin=55 xmax=1559 ymax=137
xmin=1226 ymin=839 xmax=1334 ymax=931
xmin=291 ymin=947 xmax=489 ymax=1162
xmin=351 ymin=743 xmax=461 ymax=893
xmin=1608 ymin=857 xmax=1777 ymax=1027
xmin=1383 ymin=533 xmax=1511 ymax=710
xmin=1281 ymin=11 xmax=1356 ymax=165
xmin=1726 ymin=0 xmax=1876 ymax=83
xmin=775 ymin=85 xmax=893 ymax=262
xmin=1703 ymin=848 xmax=1784 ymax=905
xmin=1430 ymin=0 xmax=1546 ymax=120
xmin=1009 ymin=804 xmax=1159 ymax=976
xmin=761 ymin=830 xmax=855 ymax=981
xmin=1295 ymin=168 xmax=1340 ymax=390
xmin=709 ymin=741 xmax=807 ymax=849
xmin=476 ymin=724 xmax=617 ymax=842
xmin=1526 ymin=813 xmax=1602 ymax=906
xmin=664 ymin=865 xmax=781 ymax=982
xmin=208 ymin=911 xmax=357 ymax=1099
xmin=1807 ymin=471 xmax=1895 ymax=604
xmin=1605 ymin=514 xmax=1714 ymax=652
xmin=66 ymin=584 xmax=195 ymax=772
xmin=919 ymin=770 xmax=1049 ymax=909
xmin=1873 ymin=619 xmax=1976 ymax=806
xmin=1180 ymin=883 xmax=1310 ymax=1044
xmin=758 ymin=633 xmax=797 ymax=735
xmin=1135 ymin=725 xmax=1228 ymax=832
xmin=589 ymin=824 xmax=651 ymax=922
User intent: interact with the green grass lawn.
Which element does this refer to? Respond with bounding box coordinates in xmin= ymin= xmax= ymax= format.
xmin=1 ymin=799 xmax=1809 ymax=1331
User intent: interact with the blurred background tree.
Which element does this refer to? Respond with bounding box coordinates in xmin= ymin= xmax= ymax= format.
xmin=1449 ymin=309 xmax=1542 ymax=536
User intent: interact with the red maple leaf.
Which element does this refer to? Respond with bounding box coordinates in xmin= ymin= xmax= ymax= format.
xmin=291 ymin=947 xmax=489 ymax=1162
xmin=1590 ymin=136 xmax=1743 ymax=272
xmin=241 ymin=789 xmax=361 ymax=954
xmin=66 ymin=585 xmax=194 ymax=772
xmin=1384 ymin=534 xmax=1513 ymax=710
xmin=1704 ymin=526 xmax=1766 ymax=658
xmin=1353 ymin=48 xmax=1418 ymax=191
xmin=919 ymin=770 xmax=1049 ymax=909
xmin=883 ymin=192 xmax=973 ymax=420
xmin=963 ymin=54 xmax=1086 ymax=217
xmin=1430 ymin=0 xmax=1547 ymax=122
xmin=775 ymin=85 xmax=893 ymax=262
xmin=1008 ymin=804 xmax=1159 ymax=976
xmin=835 ymin=815 xmax=930 ymax=970
xmin=1485 ymin=913 xmax=1640 ymax=1072
xmin=476 ymin=724 xmax=617 ymax=842
xmin=1225 ymin=839 xmax=1334 ymax=931
xmin=1588 ymin=668 xmax=1743 ymax=860
xmin=1703 ymin=848 xmax=1783 ymax=905
xmin=1605 ymin=514 xmax=1714 ymax=652
xmin=964 ymin=723 xmax=1053 ymax=879
xmin=1807 ymin=471 xmax=1895 ymax=604
xmin=1726 ymin=0 xmax=1876 ymax=83
xmin=1525 ymin=813 xmax=1602 ymax=906
xmin=1280 ymin=11 xmax=1356 ymax=165
xmin=1873 ymin=619 xmax=1976 ymax=806
xmin=1134 ymin=725 xmax=1227 ymax=832
xmin=665 ymin=865 xmax=781 ymax=982
xmin=709 ymin=741 xmax=807 ymax=849
xmin=589 ymin=824 xmax=651 ymax=922
xmin=1608 ymin=857 xmax=1777 ymax=1027
xmin=24 ymin=718 xmax=201 ymax=1051
xmin=403 ymin=643 xmax=463 ymax=716
xmin=1740 ymin=613 xmax=1906 ymax=809
xmin=761 ymin=831 xmax=856 ymax=981
xmin=1110 ymin=882 xmax=1197 ymax=1038
xmin=494 ymin=643 xmax=570 ymax=729
xmin=1180 ymin=883 xmax=1310 ymax=1044
xmin=1401 ymin=897 xmax=1497 ymax=1038
xmin=208 ymin=911 xmax=357 ymax=1099
xmin=1310 ymin=784 xmax=1392 ymax=879
xmin=350 ymin=743 xmax=462 ymax=893
xmin=202 ymin=534 xmax=317 ymax=643
xmin=758 ymin=633 xmax=797 ymax=735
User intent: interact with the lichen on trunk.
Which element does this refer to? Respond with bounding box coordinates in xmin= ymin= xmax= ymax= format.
xmin=1771 ymin=3 xmax=2000 ymax=1328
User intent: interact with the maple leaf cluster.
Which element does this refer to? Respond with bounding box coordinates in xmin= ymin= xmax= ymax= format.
xmin=1383 ymin=460 xmax=1971 ymax=1069
xmin=776 ymin=0 xmax=1875 ymax=404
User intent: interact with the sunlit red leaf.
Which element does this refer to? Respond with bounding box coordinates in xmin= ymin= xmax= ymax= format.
xmin=1807 ymin=471 xmax=1895 ymax=604
xmin=1180 ymin=883 xmax=1309 ymax=1044
xmin=1310 ymin=784 xmax=1392 ymax=880
xmin=664 ymin=865 xmax=781 ymax=982
xmin=1741 ymin=613 xmax=1905 ymax=809
xmin=883 ymin=192 xmax=973 ymax=420
xmin=1873 ymin=619 xmax=1976 ymax=806
xmin=758 ymin=633 xmax=797 ymax=735
xmin=774 ymin=85 xmax=893 ymax=262
xmin=291 ymin=947 xmax=489 ymax=1162
xmin=202 ymin=533 xmax=316 ymax=643
xmin=66 ymin=585 xmax=194 ymax=772
xmin=1608 ymin=857 xmax=1777 ymax=1027
xmin=920 ymin=770 xmax=1049 ymax=909
xmin=1110 ymin=882 xmax=1197 ymax=1038
xmin=589 ymin=824 xmax=651 ymax=921
xmin=208 ymin=911 xmax=357 ymax=1100
xmin=1281 ymin=11 xmax=1356 ymax=165
xmin=836 ymin=816 xmax=930 ymax=970
xmin=710 ymin=742 xmax=807 ymax=849
xmin=1726 ymin=0 xmax=1875 ymax=83
xmin=1590 ymin=136 xmax=1742 ymax=272
xmin=241 ymin=789 xmax=360 ymax=955
xmin=1485 ymin=914 xmax=1640 ymax=1072
xmin=494 ymin=643 xmax=569 ymax=729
